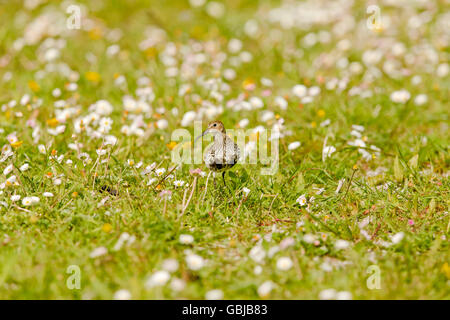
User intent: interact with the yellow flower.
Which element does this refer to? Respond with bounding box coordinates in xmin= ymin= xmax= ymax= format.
xmin=145 ymin=47 xmax=157 ymax=58
xmin=102 ymin=223 xmax=112 ymax=233
xmin=310 ymin=121 xmax=317 ymax=128
xmin=85 ymin=71 xmax=101 ymax=83
xmin=28 ymin=80 xmax=40 ymax=92
xmin=88 ymin=28 xmax=103 ymax=40
xmin=11 ymin=141 xmax=23 ymax=148
xmin=317 ymin=109 xmax=326 ymax=118
xmin=46 ymin=118 xmax=59 ymax=127
xmin=166 ymin=141 xmax=178 ymax=150
xmin=71 ymin=191 xmax=78 ymax=198
xmin=441 ymin=263 xmax=450 ymax=279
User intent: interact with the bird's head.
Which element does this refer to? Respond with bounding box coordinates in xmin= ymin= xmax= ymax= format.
xmin=194 ymin=120 xmax=226 ymax=142
xmin=206 ymin=120 xmax=226 ymax=134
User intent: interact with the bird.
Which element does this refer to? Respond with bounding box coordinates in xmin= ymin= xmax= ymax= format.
xmin=194 ymin=120 xmax=240 ymax=190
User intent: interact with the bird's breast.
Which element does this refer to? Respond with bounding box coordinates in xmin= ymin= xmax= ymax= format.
xmin=204 ymin=138 xmax=240 ymax=171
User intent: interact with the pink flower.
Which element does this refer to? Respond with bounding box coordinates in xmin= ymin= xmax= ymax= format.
xmin=243 ymin=83 xmax=256 ymax=91
xmin=408 ymin=219 xmax=414 ymax=226
xmin=26 ymin=119 xmax=37 ymax=128
xmin=189 ymin=168 xmax=203 ymax=176
xmin=158 ymin=190 xmax=172 ymax=199
xmin=280 ymin=237 xmax=295 ymax=249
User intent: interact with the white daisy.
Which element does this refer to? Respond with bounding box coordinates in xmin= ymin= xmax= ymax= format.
xmin=179 ymin=234 xmax=194 ymax=244
xmin=185 ymin=253 xmax=205 ymax=271
xmin=146 ymin=270 xmax=170 ymax=288
xmin=296 ymin=194 xmax=307 ymax=206
xmin=276 ymin=257 xmax=293 ymax=271
xmin=288 ymin=141 xmax=301 ymax=150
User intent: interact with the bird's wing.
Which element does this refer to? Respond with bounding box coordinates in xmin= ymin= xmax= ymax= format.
xmin=224 ymin=136 xmax=239 ymax=164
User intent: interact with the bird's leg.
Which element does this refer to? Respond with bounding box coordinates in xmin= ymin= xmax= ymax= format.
xmin=222 ymin=171 xmax=237 ymax=206
xmin=201 ymin=171 xmax=212 ymax=201
xmin=213 ymin=172 xmax=216 ymax=188
xmin=222 ymin=171 xmax=231 ymax=193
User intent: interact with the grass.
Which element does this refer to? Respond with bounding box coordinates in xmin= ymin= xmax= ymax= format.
xmin=0 ymin=0 xmax=449 ymax=299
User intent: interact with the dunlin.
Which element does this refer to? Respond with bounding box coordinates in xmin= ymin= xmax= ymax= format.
xmin=195 ymin=120 xmax=240 ymax=190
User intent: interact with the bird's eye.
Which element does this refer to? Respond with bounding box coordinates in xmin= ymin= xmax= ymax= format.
xmin=213 ymin=123 xmax=217 ymax=127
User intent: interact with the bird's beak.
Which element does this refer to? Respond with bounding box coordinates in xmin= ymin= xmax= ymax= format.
xmin=194 ymin=129 xmax=209 ymax=143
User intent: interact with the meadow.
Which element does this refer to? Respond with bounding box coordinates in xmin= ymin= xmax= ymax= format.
xmin=0 ymin=0 xmax=449 ymax=299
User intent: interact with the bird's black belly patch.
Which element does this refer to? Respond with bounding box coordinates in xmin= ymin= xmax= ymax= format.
xmin=209 ymin=161 xmax=235 ymax=171
xmin=210 ymin=162 xmax=224 ymax=170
